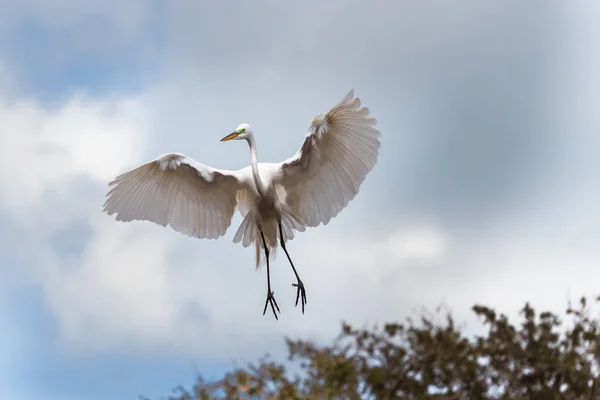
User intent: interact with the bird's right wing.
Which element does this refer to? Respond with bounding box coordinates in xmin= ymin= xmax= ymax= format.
xmin=273 ymin=89 xmax=381 ymax=227
xmin=103 ymin=153 xmax=244 ymax=239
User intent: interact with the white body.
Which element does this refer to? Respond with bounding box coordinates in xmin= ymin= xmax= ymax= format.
xmin=103 ymin=89 xmax=381 ymax=267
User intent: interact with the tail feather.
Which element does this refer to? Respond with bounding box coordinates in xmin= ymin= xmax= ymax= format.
xmin=233 ymin=203 xmax=307 ymax=269
xmin=255 ymin=239 xmax=260 ymax=268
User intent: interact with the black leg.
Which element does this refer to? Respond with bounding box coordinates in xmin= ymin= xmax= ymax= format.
xmin=260 ymin=229 xmax=280 ymax=320
xmin=278 ymin=223 xmax=307 ymax=314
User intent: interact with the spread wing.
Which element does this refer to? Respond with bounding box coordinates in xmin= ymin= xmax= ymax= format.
xmin=274 ymin=89 xmax=381 ymax=227
xmin=103 ymin=153 xmax=243 ymax=239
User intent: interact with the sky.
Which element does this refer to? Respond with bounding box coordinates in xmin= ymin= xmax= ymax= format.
xmin=1 ymin=0 xmax=599 ymax=399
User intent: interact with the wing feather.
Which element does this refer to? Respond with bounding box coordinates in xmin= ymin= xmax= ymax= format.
xmin=275 ymin=89 xmax=381 ymax=227
xmin=103 ymin=152 xmax=243 ymax=239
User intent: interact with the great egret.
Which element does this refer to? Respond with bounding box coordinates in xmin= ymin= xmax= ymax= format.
xmin=103 ymin=89 xmax=381 ymax=320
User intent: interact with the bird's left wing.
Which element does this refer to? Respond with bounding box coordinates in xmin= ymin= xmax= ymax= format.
xmin=103 ymin=153 xmax=244 ymax=239
xmin=273 ymin=89 xmax=381 ymax=227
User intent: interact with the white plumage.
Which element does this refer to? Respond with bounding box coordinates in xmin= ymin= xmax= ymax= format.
xmin=103 ymin=89 xmax=381 ymax=319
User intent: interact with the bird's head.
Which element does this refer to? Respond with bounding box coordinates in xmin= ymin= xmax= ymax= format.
xmin=221 ymin=123 xmax=253 ymax=142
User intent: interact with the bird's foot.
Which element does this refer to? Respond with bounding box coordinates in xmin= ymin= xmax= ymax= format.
xmin=292 ymin=279 xmax=307 ymax=314
xmin=263 ymin=290 xmax=281 ymax=320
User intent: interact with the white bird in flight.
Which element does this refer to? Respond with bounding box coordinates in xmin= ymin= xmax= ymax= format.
xmin=103 ymin=89 xmax=381 ymax=320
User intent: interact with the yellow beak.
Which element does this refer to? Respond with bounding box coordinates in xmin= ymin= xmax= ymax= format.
xmin=220 ymin=132 xmax=239 ymax=142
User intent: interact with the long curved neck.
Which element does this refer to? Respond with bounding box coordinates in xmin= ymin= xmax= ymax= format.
xmin=246 ymin=135 xmax=264 ymax=194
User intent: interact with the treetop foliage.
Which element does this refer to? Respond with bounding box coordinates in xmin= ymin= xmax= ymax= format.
xmin=146 ymin=296 xmax=600 ymax=400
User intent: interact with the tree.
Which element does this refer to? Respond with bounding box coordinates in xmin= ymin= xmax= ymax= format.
xmin=146 ymin=296 xmax=600 ymax=400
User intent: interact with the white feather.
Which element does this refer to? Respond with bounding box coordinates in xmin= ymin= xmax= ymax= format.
xmin=274 ymin=89 xmax=381 ymax=227
xmin=103 ymin=153 xmax=243 ymax=240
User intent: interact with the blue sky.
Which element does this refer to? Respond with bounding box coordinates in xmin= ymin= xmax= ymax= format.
xmin=1 ymin=1 xmax=600 ymax=399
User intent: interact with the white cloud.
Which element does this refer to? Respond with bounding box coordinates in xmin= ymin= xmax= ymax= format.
xmin=42 ymin=216 xmax=185 ymax=353
xmin=35 ymin=209 xmax=449 ymax=358
xmin=0 ymin=92 xmax=147 ymax=218
xmin=0 ymin=66 xmax=192 ymax=354
xmin=384 ymin=224 xmax=447 ymax=264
